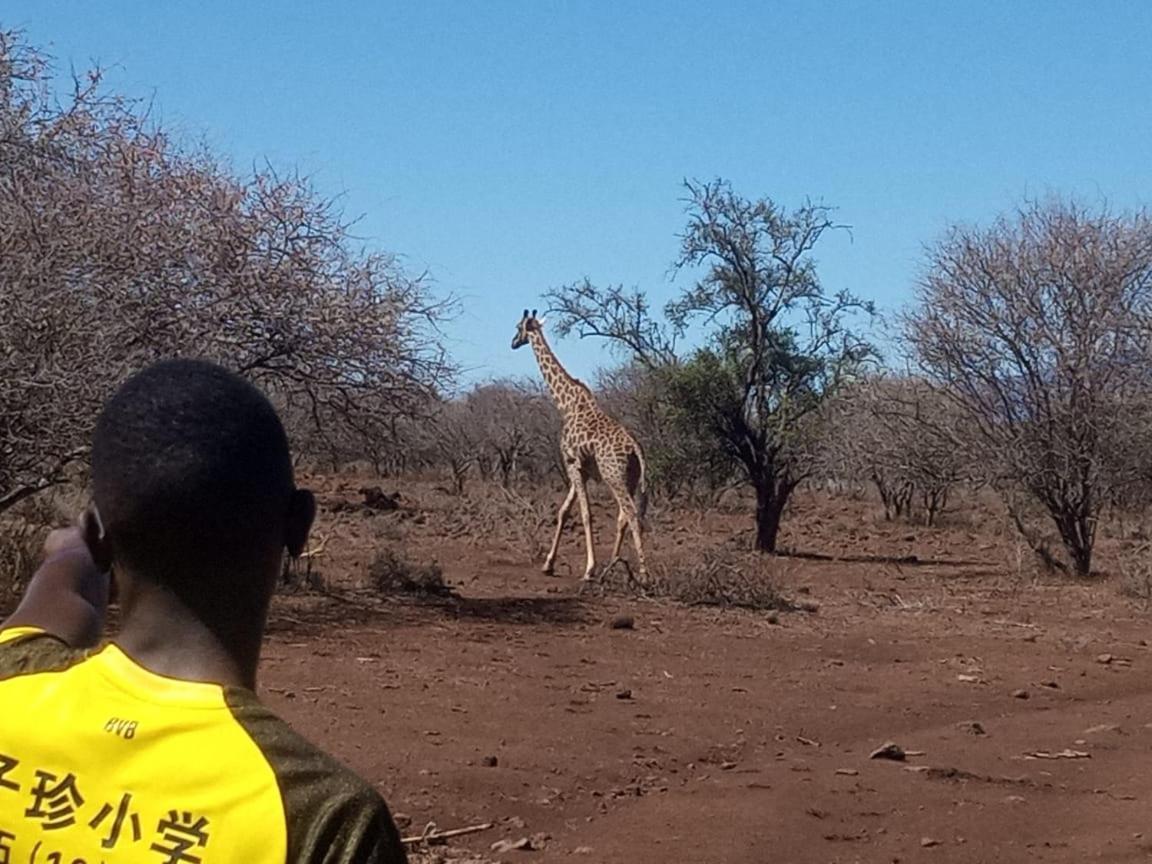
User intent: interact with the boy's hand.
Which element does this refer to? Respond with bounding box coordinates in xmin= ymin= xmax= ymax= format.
xmin=1 ymin=520 xmax=111 ymax=647
xmin=43 ymin=527 xmax=91 ymax=561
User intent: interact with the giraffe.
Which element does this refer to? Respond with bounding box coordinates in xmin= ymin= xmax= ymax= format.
xmin=512 ymin=309 xmax=649 ymax=583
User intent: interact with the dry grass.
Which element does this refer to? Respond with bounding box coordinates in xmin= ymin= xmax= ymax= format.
xmin=1117 ymin=541 xmax=1152 ymax=608
xmin=408 ymin=847 xmax=498 ymax=864
xmin=368 ymin=547 xmax=452 ymax=597
xmin=599 ymin=548 xmax=800 ymax=613
xmin=446 ymin=485 xmax=554 ymax=562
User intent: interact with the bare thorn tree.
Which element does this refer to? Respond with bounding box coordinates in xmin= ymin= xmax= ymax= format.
xmin=904 ymin=197 xmax=1152 ymax=575
xmin=0 ymin=30 xmax=453 ymax=511
xmin=823 ymin=375 xmax=977 ymax=525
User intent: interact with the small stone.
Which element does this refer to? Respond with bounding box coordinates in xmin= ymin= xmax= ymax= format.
xmin=720 ymin=761 xmax=738 ymax=770
xmin=573 ymin=847 xmax=594 ymax=855
xmin=834 ymin=768 xmax=859 ymax=776
xmin=957 ymin=720 xmax=987 ymax=736
xmin=766 ymin=612 xmax=780 ymax=625
xmin=1096 ymin=653 xmax=1114 ymax=664
xmin=921 ymin=837 xmax=942 ymax=847
xmin=481 ymin=755 xmax=499 ymax=767
xmin=529 ymin=832 xmax=550 ymax=850
xmin=392 ymin=812 xmax=412 ymax=830
xmin=870 ymin=742 xmax=906 ymax=761
xmin=616 ymin=688 xmax=633 ymax=700
xmin=1011 ymin=689 xmax=1030 ymax=699
xmin=610 ymin=615 xmax=635 ymax=630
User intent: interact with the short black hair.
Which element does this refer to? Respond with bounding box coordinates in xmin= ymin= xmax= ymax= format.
xmin=91 ymin=359 xmax=294 ymax=584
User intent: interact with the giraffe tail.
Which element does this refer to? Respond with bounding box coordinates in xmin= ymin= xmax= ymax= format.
xmin=627 ymin=449 xmax=649 ymax=528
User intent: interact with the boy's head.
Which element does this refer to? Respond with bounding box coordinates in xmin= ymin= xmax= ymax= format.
xmin=88 ymin=360 xmax=314 ymax=608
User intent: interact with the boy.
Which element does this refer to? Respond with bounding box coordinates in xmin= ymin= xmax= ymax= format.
xmin=0 ymin=359 xmax=407 ymax=863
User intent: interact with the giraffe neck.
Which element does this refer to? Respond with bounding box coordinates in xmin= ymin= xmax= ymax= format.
xmin=528 ymin=330 xmax=592 ymax=420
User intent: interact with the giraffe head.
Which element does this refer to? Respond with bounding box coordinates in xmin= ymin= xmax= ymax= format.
xmin=511 ymin=308 xmax=542 ymax=349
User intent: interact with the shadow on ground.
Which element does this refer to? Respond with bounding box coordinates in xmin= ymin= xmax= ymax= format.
xmin=778 ymin=548 xmax=987 ymax=568
xmin=267 ymin=589 xmax=593 ymax=638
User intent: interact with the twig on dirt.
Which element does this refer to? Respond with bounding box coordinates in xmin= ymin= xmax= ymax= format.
xmin=299 ymin=533 xmax=331 ymax=560
xmin=796 ymin=736 xmax=821 ymax=748
xmin=601 ymin=556 xmax=649 ymax=593
xmin=402 ymin=821 xmax=495 ymax=846
xmin=990 ymin=619 xmax=1040 ymax=630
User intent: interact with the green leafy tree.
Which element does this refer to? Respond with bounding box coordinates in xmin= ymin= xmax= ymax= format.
xmin=548 ymin=179 xmax=873 ymax=551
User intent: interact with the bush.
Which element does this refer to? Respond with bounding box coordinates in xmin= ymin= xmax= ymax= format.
xmin=280 ymin=555 xmax=327 ymax=594
xmin=0 ymin=29 xmax=453 ymax=514
xmin=0 ymin=521 xmax=44 ymax=606
xmin=1118 ymin=541 xmax=1152 ymax=607
xmin=601 ymin=549 xmax=800 ymax=612
xmin=368 ymin=548 xmax=452 ymax=597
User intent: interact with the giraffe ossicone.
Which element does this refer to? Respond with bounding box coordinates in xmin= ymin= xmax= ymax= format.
xmin=512 ymin=309 xmax=649 ymax=584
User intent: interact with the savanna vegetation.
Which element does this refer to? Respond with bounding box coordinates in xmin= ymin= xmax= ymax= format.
xmin=4 ymin=26 xmax=1152 ymax=603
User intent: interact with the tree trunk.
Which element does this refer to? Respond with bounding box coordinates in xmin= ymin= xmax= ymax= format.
xmin=1053 ymin=509 xmax=1094 ymax=578
xmin=752 ymin=474 xmax=796 ymax=553
xmin=450 ymin=461 xmax=469 ymax=496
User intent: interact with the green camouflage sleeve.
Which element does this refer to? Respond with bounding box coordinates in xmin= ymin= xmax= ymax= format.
xmin=0 ymin=628 xmax=88 ymax=680
xmin=224 ymin=688 xmax=408 ymax=864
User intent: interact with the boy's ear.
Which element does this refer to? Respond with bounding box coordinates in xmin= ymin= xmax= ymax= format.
xmin=81 ymin=504 xmax=113 ymax=573
xmin=285 ymin=489 xmax=316 ymax=558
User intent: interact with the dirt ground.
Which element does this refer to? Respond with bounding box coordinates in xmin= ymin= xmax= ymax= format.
xmin=251 ymin=477 xmax=1152 ymax=863
xmin=13 ymin=474 xmax=1152 ymax=863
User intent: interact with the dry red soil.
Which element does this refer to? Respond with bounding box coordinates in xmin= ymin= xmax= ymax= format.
xmin=108 ymin=478 xmax=1152 ymax=861
xmin=259 ymin=481 xmax=1152 ymax=864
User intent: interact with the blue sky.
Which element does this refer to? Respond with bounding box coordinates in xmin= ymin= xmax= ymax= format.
xmin=12 ymin=1 xmax=1152 ymax=385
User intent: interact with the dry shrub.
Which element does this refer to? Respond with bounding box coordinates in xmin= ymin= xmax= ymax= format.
xmin=0 ymin=521 xmax=44 ymax=604
xmin=408 ymin=846 xmax=498 ymax=864
xmin=602 ymin=548 xmax=798 ymax=612
xmin=368 ymin=548 xmax=451 ymax=597
xmin=280 ymin=556 xmax=328 ymax=594
xmin=1 ymin=29 xmax=453 ymax=513
xmin=0 ymin=492 xmax=71 ymax=604
xmin=449 ymin=485 xmax=553 ymax=561
xmin=1117 ymin=541 xmax=1152 ymax=607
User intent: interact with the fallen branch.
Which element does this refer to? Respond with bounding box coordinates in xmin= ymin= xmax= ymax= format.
xmin=299 ymin=533 xmax=331 ymax=560
xmin=402 ymin=821 xmax=495 ymax=846
xmin=990 ymin=619 xmax=1040 ymax=630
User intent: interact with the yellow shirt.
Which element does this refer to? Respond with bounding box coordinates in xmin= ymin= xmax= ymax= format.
xmin=0 ymin=627 xmax=405 ymax=864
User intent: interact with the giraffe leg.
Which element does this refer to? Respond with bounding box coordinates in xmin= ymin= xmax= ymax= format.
xmin=572 ymin=476 xmax=596 ymax=581
xmin=607 ymin=480 xmax=648 ymax=584
xmin=625 ymin=498 xmax=649 ymax=583
xmin=542 ymin=482 xmax=577 ymax=575
xmin=611 ymin=507 xmax=628 ymax=560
